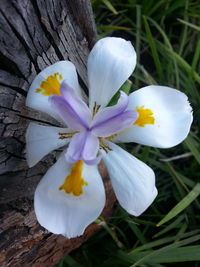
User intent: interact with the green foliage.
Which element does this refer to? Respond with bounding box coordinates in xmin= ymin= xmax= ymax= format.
xmin=57 ymin=0 xmax=200 ymax=266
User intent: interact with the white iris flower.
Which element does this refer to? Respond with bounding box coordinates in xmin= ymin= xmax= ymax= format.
xmin=26 ymin=37 xmax=193 ymax=238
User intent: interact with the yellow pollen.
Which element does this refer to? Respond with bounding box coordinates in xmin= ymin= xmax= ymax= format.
xmin=59 ymin=160 xmax=88 ymax=196
xmin=35 ymin=72 xmax=63 ymax=96
xmin=134 ymin=105 xmax=155 ymax=127
xmin=105 ymin=134 xmax=118 ymax=140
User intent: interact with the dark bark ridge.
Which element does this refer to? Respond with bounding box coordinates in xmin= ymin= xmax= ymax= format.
xmin=0 ymin=1 xmax=115 ymax=266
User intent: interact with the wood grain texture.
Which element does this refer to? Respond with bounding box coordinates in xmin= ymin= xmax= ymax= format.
xmin=0 ymin=1 xmax=115 ymax=266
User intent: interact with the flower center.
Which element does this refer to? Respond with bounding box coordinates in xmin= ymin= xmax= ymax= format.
xmin=134 ymin=106 xmax=155 ymax=127
xmin=36 ymin=72 xmax=63 ymax=96
xmin=59 ymin=160 xmax=88 ymax=196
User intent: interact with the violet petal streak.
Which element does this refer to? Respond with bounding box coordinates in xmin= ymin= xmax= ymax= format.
xmin=91 ymin=91 xmax=128 ymax=127
xmin=91 ymin=92 xmax=138 ymax=137
xmin=81 ymin=132 xmax=99 ymax=161
xmin=91 ymin=110 xmax=138 ymax=137
xmin=49 ymin=81 xmax=92 ymax=131
xmin=65 ymin=132 xmax=100 ymax=164
xmin=65 ymin=133 xmax=84 ymax=163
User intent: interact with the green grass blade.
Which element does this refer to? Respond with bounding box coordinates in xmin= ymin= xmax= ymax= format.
xmin=102 ymin=0 xmax=118 ymax=14
xmin=177 ymin=18 xmax=200 ymax=31
xmin=99 ymin=25 xmax=132 ymax=31
xmin=127 ymin=220 xmax=147 ymax=245
xmin=184 ymin=134 xmax=200 ymax=164
xmin=130 ymin=230 xmax=200 ymax=253
xmin=153 ymin=215 xmax=185 ymax=238
xmin=149 ymin=245 xmax=200 ymax=263
xmin=159 ymin=44 xmax=200 ymax=84
xmin=135 ymin=5 xmax=141 ymax=88
xmin=178 ymin=0 xmax=189 ymax=56
xmin=165 ymin=162 xmax=189 ymax=194
xmin=121 ymin=246 xmax=200 ymax=264
xmin=145 ymin=16 xmax=180 ymax=88
xmin=157 ymin=183 xmax=200 ymax=226
xmin=129 ymin=235 xmax=200 ymax=266
xmin=143 ymin=15 xmax=164 ymax=80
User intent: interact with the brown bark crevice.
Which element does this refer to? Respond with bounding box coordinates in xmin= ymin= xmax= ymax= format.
xmin=0 ymin=1 xmax=115 ymax=266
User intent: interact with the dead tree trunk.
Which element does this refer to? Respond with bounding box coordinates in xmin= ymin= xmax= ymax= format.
xmin=0 ymin=1 xmax=115 ymax=266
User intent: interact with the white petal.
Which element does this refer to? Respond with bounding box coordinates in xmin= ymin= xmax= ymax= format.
xmin=115 ymin=86 xmax=193 ymax=148
xmin=34 ymin=154 xmax=105 ymax=238
xmin=26 ymin=61 xmax=81 ymax=120
xmin=88 ymin=37 xmax=136 ymax=109
xmin=102 ymin=142 xmax=157 ymax=216
xmin=26 ymin=123 xmax=70 ymax=167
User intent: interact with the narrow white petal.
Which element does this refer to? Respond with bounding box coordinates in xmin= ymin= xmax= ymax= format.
xmin=26 ymin=123 xmax=70 ymax=167
xmin=115 ymin=86 xmax=193 ymax=148
xmin=34 ymin=153 xmax=105 ymax=238
xmin=102 ymin=142 xmax=157 ymax=216
xmin=88 ymin=37 xmax=136 ymax=109
xmin=26 ymin=61 xmax=81 ymax=120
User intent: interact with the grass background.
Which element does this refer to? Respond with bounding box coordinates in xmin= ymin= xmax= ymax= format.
xmin=57 ymin=0 xmax=200 ymax=266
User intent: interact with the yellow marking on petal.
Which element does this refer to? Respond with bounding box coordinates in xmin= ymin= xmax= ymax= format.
xmin=59 ymin=160 xmax=88 ymax=196
xmin=134 ymin=105 xmax=155 ymax=127
xmin=36 ymin=72 xmax=63 ymax=96
xmin=105 ymin=134 xmax=118 ymax=140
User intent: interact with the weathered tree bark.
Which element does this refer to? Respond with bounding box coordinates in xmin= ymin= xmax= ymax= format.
xmin=0 ymin=1 xmax=115 ymax=266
